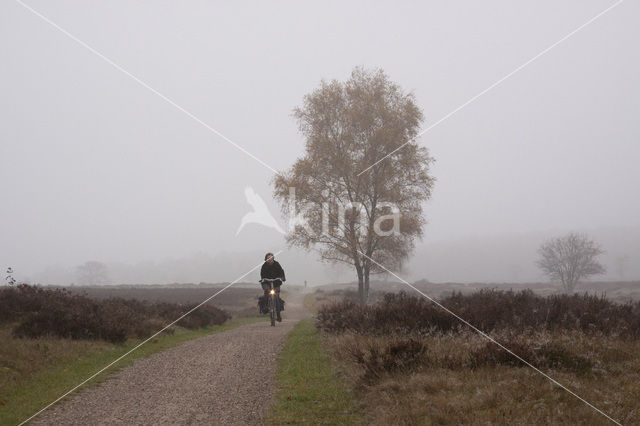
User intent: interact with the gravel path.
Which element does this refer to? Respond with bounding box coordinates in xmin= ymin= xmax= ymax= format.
xmin=33 ymin=290 xmax=310 ymax=425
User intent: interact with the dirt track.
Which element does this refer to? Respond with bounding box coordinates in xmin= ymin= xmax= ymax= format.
xmin=33 ymin=290 xmax=310 ymax=425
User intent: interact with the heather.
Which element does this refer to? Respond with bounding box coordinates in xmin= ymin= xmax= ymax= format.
xmin=0 ymin=284 xmax=229 ymax=343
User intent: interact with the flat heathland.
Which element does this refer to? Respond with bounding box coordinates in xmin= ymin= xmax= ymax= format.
xmin=65 ymin=282 xmax=273 ymax=317
xmin=315 ymin=280 xmax=640 ymax=305
xmin=315 ymin=288 xmax=640 ymax=424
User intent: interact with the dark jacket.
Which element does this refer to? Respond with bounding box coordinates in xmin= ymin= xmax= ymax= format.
xmin=260 ymin=261 xmax=286 ymax=281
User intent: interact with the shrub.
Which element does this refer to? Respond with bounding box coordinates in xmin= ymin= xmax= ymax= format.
xmin=0 ymin=284 xmax=53 ymax=321
xmin=338 ymin=334 xmax=593 ymax=382
xmin=467 ymin=341 xmax=593 ymax=374
xmin=346 ymin=337 xmax=427 ymax=382
xmin=2 ymin=284 xmax=229 ymax=343
xmin=174 ymin=304 xmax=230 ymax=329
xmin=317 ymin=289 xmax=640 ymax=339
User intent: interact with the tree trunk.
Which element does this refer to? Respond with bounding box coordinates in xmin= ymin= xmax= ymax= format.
xmin=356 ymin=264 xmax=365 ymax=304
xmin=364 ymin=268 xmax=370 ymax=304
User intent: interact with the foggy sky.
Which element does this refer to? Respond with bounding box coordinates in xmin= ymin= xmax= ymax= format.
xmin=1 ymin=1 xmax=638 ymax=283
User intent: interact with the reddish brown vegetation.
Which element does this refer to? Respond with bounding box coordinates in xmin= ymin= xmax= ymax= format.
xmin=317 ymin=289 xmax=640 ymax=339
xmin=0 ymin=284 xmax=229 ymax=343
xmin=318 ymin=289 xmax=640 ymax=423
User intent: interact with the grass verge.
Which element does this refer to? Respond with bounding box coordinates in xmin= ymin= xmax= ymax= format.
xmin=0 ymin=316 xmax=263 ymax=426
xmin=267 ymin=318 xmax=360 ymax=425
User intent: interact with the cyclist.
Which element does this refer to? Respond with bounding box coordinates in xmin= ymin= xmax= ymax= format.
xmin=260 ymin=252 xmax=286 ymax=322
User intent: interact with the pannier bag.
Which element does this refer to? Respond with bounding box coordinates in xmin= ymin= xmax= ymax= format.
xmin=258 ymin=295 xmax=269 ymax=314
xmin=258 ymin=295 xmax=285 ymax=313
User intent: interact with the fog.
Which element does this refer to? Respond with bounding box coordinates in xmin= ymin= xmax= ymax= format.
xmin=1 ymin=1 xmax=638 ymax=285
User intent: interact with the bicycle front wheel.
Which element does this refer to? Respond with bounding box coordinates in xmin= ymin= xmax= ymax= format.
xmin=269 ymin=295 xmax=276 ymax=326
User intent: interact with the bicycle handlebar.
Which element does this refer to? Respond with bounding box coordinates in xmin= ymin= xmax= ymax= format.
xmin=260 ymin=278 xmax=284 ymax=282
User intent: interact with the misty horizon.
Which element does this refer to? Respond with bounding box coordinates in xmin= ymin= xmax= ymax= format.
xmin=17 ymin=224 xmax=640 ymax=286
xmin=2 ymin=1 xmax=639 ymax=287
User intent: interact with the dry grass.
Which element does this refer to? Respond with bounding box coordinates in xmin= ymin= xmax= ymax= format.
xmin=325 ymin=330 xmax=639 ymax=424
xmin=317 ymin=289 xmax=640 ymax=424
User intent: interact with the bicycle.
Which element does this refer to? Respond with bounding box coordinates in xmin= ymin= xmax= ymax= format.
xmin=260 ymin=278 xmax=283 ymax=326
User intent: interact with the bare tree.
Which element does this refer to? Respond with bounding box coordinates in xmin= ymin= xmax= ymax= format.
xmin=76 ymin=261 xmax=110 ymax=285
xmin=274 ymin=68 xmax=435 ymax=303
xmin=536 ymin=232 xmax=605 ymax=293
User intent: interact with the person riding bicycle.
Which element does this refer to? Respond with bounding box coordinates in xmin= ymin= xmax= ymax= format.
xmin=260 ymin=252 xmax=285 ymax=322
